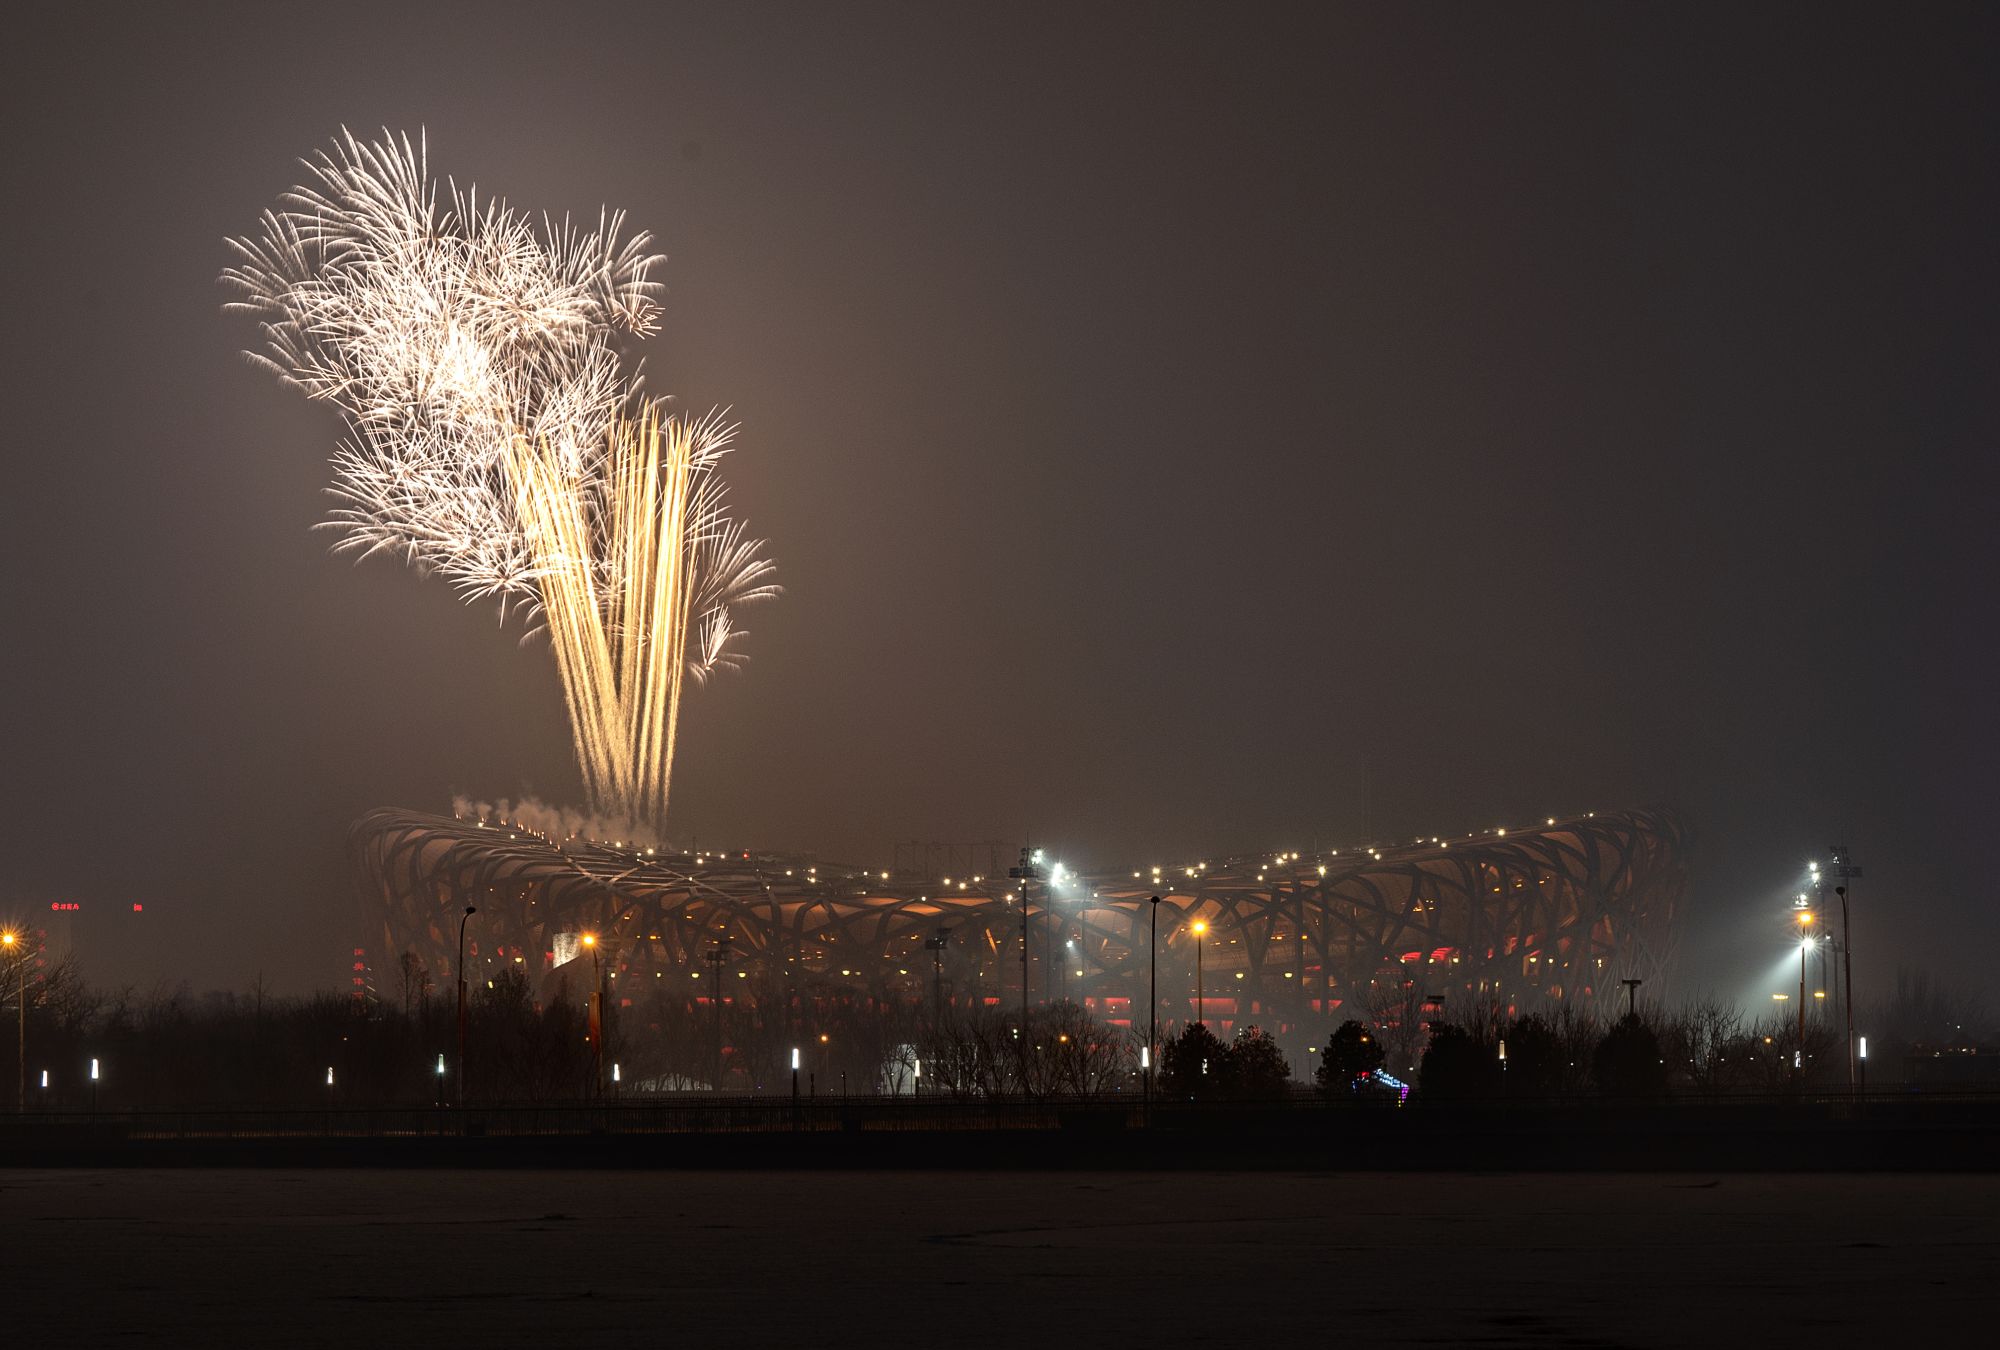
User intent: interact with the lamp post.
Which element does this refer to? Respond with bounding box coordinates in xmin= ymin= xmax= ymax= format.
xmin=1147 ymin=897 xmax=1160 ymax=1111
xmin=456 ymin=905 xmax=476 ymax=1106
xmin=1620 ymin=978 xmax=1642 ymax=1020
xmin=1007 ymin=848 xmax=1045 ymax=1085
xmin=925 ymin=928 xmax=951 ymax=1028
xmin=583 ymin=933 xmax=605 ymax=1098
xmin=1795 ymin=909 xmax=1813 ymax=1068
xmin=1838 ymin=883 xmax=1855 ymax=1086
xmin=1191 ymin=919 xmax=1208 ymax=1026
xmin=1816 ymin=847 xmax=1862 ymax=1089
xmin=705 ymin=941 xmax=730 ymax=1091
xmin=2 ymin=930 xmax=24 ymax=1113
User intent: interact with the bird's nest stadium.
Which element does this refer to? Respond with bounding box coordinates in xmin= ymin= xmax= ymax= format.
xmin=351 ymin=806 xmax=1687 ymax=1037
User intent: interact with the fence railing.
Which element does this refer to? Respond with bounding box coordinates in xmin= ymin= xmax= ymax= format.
xmin=3 ymin=1085 xmax=1999 ymax=1142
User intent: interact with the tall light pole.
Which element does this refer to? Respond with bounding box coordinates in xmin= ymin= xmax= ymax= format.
xmin=925 ymin=928 xmax=951 ymax=1028
xmin=706 ymin=940 xmax=730 ymax=1091
xmin=1620 ymin=978 xmax=1642 ymax=1021
xmin=1828 ymin=844 xmax=1861 ymax=1090
xmin=2 ymin=931 xmax=24 ymax=1113
xmin=1007 ymin=847 xmax=1045 ymax=1081
xmin=1192 ymin=919 xmax=1208 ymax=1027
xmin=1796 ymin=909 xmax=1813 ymax=1068
xmin=583 ymin=933 xmax=604 ymax=1098
xmin=1147 ymin=897 xmax=1160 ymax=1109
xmin=456 ymin=905 xmax=476 ymax=1106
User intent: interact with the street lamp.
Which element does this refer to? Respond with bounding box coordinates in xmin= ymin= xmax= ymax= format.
xmin=2 ymin=929 xmax=25 ymax=1113
xmin=1008 ymin=847 xmax=1045 ymax=1044
xmin=1826 ymin=846 xmax=1861 ymax=1089
xmin=456 ymin=905 xmax=477 ymax=1106
xmin=925 ymin=928 xmax=952 ymax=1027
xmin=705 ymin=940 xmax=731 ymax=1091
xmin=582 ymin=933 xmax=605 ymax=1098
xmin=1191 ymin=919 xmax=1208 ymax=1026
xmin=1147 ymin=896 xmax=1160 ymax=1113
xmin=1795 ymin=910 xmax=1813 ymax=1062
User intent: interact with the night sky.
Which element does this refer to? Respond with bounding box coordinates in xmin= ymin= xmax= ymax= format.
xmin=3 ymin=2 xmax=1994 ymax=1002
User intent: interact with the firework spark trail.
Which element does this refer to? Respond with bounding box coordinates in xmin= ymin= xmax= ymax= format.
xmin=223 ymin=129 xmax=776 ymax=825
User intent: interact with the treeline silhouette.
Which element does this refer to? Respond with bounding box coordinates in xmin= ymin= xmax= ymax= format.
xmin=0 ymin=955 xmax=1988 ymax=1110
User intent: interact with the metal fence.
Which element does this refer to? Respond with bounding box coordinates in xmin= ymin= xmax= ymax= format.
xmin=2 ymin=1085 xmax=1997 ymax=1142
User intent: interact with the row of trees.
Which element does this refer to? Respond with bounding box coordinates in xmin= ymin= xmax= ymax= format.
xmin=1 ymin=953 xmax=1989 ymax=1109
xmin=1364 ymin=1001 xmax=1869 ymax=1102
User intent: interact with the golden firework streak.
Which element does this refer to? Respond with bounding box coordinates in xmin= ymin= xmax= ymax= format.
xmin=508 ymin=406 xmax=697 ymax=824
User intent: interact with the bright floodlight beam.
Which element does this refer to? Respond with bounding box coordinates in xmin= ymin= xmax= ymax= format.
xmin=222 ymin=129 xmax=778 ymax=826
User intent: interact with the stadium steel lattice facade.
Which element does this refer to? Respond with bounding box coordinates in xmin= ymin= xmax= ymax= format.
xmin=351 ymin=807 xmax=1687 ymax=1035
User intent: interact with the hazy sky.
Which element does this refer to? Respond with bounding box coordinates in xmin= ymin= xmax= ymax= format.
xmin=3 ymin=2 xmax=1994 ymax=1000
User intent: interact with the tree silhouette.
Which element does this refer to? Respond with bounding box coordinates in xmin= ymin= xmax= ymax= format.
xmin=1315 ymin=1019 xmax=1385 ymax=1096
xmin=1160 ymin=1021 xmax=1228 ymax=1100
xmin=1219 ymin=1024 xmax=1292 ymax=1099
xmin=1592 ymin=1013 xmax=1667 ymax=1099
xmin=1417 ymin=1022 xmax=1496 ymax=1100
xmin=1500 ymin=1014 xmax=1564 ymax=1098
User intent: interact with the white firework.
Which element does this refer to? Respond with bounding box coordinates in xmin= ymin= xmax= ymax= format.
xmin=223 ymin=128 xmax=777 ymax=821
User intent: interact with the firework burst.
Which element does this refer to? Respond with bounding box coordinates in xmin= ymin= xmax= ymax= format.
xmin=223 ymin=128 xmax=777 ymax=824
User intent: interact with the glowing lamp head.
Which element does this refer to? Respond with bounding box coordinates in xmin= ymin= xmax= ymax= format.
xmin=1192 ymin=920 xmax=1208 ymax=936
xmin=582 ymin=934 xmax=597 ymax=947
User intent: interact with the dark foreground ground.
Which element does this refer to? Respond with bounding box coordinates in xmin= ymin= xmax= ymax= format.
xmin=3 ymin=1168 xmax=1992 ymax=1347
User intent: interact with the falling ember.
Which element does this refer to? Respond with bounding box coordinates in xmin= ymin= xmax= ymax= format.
xmin=221 ymin=129 xmax=777 ymax=824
